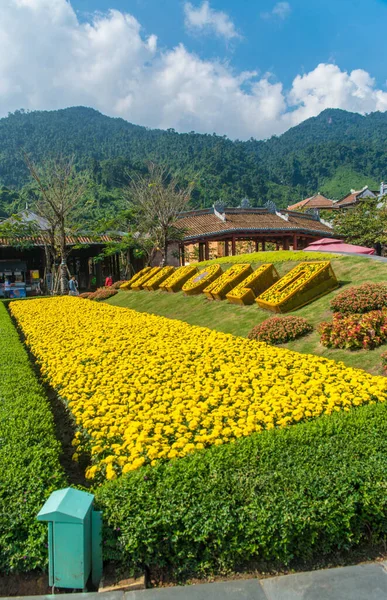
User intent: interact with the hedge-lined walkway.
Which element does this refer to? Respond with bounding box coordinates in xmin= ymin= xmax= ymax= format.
xmin=0 ymin=302 xmax=66 ymax=574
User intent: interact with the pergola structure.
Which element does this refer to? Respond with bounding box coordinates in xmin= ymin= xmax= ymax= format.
xmin=175 ymin=205 xmax=336 ymax=264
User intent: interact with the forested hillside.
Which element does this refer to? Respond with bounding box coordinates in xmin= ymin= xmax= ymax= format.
xmin=0 ymin=106 xmax=385 ymax=215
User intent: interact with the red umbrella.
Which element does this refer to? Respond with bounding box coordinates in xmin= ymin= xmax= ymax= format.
xmin=305 ymin=238 xmax=375 ymax=255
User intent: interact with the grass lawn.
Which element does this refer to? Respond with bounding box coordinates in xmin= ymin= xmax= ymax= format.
xmin=106 ymin=253 xmax=387 ymax=376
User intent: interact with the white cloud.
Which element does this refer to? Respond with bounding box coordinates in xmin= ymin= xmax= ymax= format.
xmin=184 ymin=1 xmax=240 ymax=40
xmin=1 ymin=1 xmax=387 ymax=140
xmin=262 ymin=2 xmax=291 ymax=20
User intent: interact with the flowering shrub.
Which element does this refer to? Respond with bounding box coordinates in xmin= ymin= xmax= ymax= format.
xmin=319 ymin=310 xmax=387 ymax=350
xmin=182 ymin=264 xmax=222 ymax=295
xmin=203 ymin=264 xmax=252 ymax=300
xmin=111 ymin=280 xmax=128 ymax=290
xmin=131 ymin=266 xmax=160 ymax=291
xmin=257 ymin=261 xmax=338 ymax=313
xmin=11 ymin=297 xmax=387 ymax=483
xmin=79 ymin=292 xmax=94 ymax=299
xmin=160 ymin=265 xmax=198 ymax=293
xmin=227 ymin=263 xmax=279 ymax=305
xmin=89 ymin=288 xmax=118 ymax=301
xmin=331 ymin=283 xmax=387 ymax=314
xmin=381 ymin=351 xmax=387 ymax=373
xmin=143 ymin=266 xmax=175 ymax=291
xmin=248 ymin=316 xmax=313 ymax=344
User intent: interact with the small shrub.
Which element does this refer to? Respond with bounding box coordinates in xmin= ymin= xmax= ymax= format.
xmin=112 ymin=280 xmax=128 ymax=290
xmin=92 ymin=288 xmax=118 ymax=301
xmin=248 ymin=316 xmax=312 ymax=344
xmin=381 ymin=351 xmax=387 ymax=373
xmin=331 ymin=283 xmax=387 ymax=314
xmin=79 ymin=292 xmax=94 ymax=299
xmin=319 ymin=310 xmax=387 ymax=350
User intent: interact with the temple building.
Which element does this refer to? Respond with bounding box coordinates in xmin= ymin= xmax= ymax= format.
xmin=175 ymin=203 xmax=335 ymax=264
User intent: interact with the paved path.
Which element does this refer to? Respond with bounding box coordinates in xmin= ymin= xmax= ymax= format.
xmin=14 ymin=562 xmax=387 ymax=600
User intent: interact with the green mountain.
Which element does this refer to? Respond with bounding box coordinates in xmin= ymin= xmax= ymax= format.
xmin=0 ymin=106 xmax=386 ymax=212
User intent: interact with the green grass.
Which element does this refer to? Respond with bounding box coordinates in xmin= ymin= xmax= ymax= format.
xmin=106 ymin=253 xmax=387 ymax=375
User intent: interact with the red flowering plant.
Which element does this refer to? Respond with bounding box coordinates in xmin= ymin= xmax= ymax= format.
xmin=319 ymin=309 xmax=387 ymax=350
xmin=88 ymin=287 xmax=119 ymax=302
xmin=111 ymin=280 xmax=128 ymax=290
xmin=381 ymin=351 xmax=387 ymax=373
xmin=331 ymin=283 xmax=387 ymax=314
xmin=248 ymin=316 xmax=313 ymax=345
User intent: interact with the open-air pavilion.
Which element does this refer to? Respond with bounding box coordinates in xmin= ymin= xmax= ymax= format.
xmin=175 ymin=205 xmax=336 ymax=264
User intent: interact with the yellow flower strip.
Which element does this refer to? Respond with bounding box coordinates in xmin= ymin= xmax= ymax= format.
xmin=226 ymin=264 xmax=279 ymax=305
xmin=143 ymin=266 xmax=175 ymax=291
xmin=160 ymin=265 xmax=198 ymax=292
xmin=258 ymin=262 xmax=328 ymax=305
xmin=131 ymin=266 xmax=160 ymax=291
xmin=203 ymin=264 xmax=252 ymax=300
xmin=182 ymin=264 xmax=222 ymax=295
xmin=123 ymin=266 xmax=152 ymax=290
xmin=10 ymin=297 xmax=387 ymax=482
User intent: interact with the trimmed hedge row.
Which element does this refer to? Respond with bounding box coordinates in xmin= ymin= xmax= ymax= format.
xmin=96 ymin=400 xmax=387 ymax=580
xmin=0 ymin=302 xmax=66 ymax=574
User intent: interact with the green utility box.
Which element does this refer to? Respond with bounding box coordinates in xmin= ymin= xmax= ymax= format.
xmin=37 ymin=487 xmax=102 ymax=590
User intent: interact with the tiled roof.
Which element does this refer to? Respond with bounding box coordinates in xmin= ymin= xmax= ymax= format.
xmin=334 ymin=192 xmax=359 ymax=207
xmin=0 ymin=234 xmax=117 ymax=247
xmin=287 ymin=194 xmax=335 ymax=211
xmin=176 ymin=208 xmax=334 ymax=241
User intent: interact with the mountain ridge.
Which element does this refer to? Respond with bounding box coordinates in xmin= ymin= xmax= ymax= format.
xmin=0 ymin=106 xmax=385 ymax=209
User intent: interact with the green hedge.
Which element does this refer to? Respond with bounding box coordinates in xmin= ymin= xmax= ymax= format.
xmin=96 ymin=401 xmax=387 ymax=580
xmin=0 ymin=302 xmax=66 ymax=573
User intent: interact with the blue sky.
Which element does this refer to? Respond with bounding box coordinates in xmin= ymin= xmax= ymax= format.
xmin=71 ymin=0 xmax=387 ymax=91
xmin=1 ymin=0 xmax=387 ymax=139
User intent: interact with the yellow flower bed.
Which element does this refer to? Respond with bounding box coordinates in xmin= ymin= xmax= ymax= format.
xmin=160 ymin=265 xmax=198 ymax=293
xmin=121 ymin=267 xmax=152 ymax=290
xmin=10 ymin=297 xmax=387 ymax=482
xmin=226 ymin=264 xmax=280 ymax=305
xmin=131 ymin=266 xmax=160 ymax=291
xmin=203 ymin=264 xmax=252 ymax=300
xmin=257 ymin=262 xmax=338 ymax=313
xmin=143 ymin=266 xmax=175 ymax=291
xmin=182 ymin=264 xmax=222 ymax=296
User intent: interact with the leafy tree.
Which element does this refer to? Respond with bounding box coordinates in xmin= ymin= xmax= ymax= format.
xmin=333 ymin=199 xmax=387 ymax=250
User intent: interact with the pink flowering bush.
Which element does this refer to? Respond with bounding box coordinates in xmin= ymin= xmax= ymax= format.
xmin=331 ymin=283 xmax=387 ymax=314
xmin=319 ymin=310 xmax=387 ymax=350
xmin=248 ymin=316 xmax=313 ymax=345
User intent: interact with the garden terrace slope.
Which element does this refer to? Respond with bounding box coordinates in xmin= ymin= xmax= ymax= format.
xmin=107 ymin=253 xmax=387 ymax=375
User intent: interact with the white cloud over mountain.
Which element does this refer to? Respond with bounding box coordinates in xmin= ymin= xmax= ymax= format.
xmin=1 ymin=0 xmax=387 ymax=140
xmin=184 ymin=1 xmax=240 ymax=39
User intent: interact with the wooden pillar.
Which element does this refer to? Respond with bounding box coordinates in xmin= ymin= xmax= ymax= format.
xmin=262 ymin=240 xmax=266 ymax=252
xmin=283 ymin=238 xmax=289 ymax=250
xmin=293 ymin=234 xmax=298 ymax=250
xmin=224 ymin=240 xmax=229 ymax=257
xmin=180 ymin=244 xmax=185 ymax=266
xmin=276 ymin=242 xmax=280 ymax=251
xmin=255 ymin=239 xmax=259 ymax=252
xmin=231 ymin=236 xmax=236 ymax=256
xmin=204 ymin=240 xmax=210 ymax=261
xmin=199 ymin=243 xmax=204 ymax=262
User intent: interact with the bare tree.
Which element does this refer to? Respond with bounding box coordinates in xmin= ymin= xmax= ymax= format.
xmin=24 ymin=155 xmax=89 ymax=294
xmin=125 ymin=164 xmax=193 ymax=265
